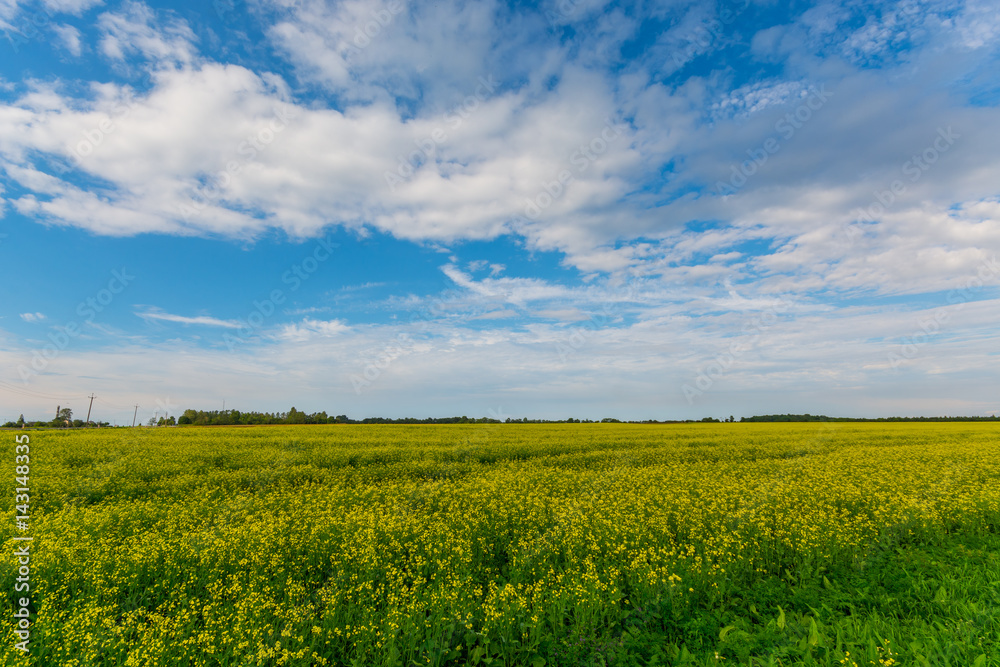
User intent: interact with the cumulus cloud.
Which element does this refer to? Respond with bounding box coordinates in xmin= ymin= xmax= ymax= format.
xmin=1 ymin=0 xmax=999 ymax=426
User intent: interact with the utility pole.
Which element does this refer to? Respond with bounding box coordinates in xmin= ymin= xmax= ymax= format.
xmin=132 ymin=404 xmax=139 ymax=428
xmin=85 ymin=394 xmax=96 ymax=424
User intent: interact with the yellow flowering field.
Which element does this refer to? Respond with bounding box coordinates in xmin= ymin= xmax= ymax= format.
xmin=2 ymin=423 xmax=999 ymax=666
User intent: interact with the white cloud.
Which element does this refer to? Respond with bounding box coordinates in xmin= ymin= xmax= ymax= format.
xmin=4 ymin=293 xmax=999 ymax=421
xmin=0 ymin=0 xmax=997 ymax=308
xmin=533 ymin=308 xmax=590 ymax=321
xmin=262 ymin=0 xmax=536 ymax=106
xmin=136 ymin=309 xmax=242 ymax=328
xmin=0 ymin=0 xmax=101 ymax=27
xmin=19 ymin=312 xmax=45 ymax=322
xmin=950 ymin=0 xmax=1000 ymax=50
xmin=44 ymin=0 xmax=103 ymax=14
xmin=0 ymin=0 xmax=17 ymax=23
xmin=471 ymin=309 xmax=519 ymax=320
xmin=98 ymin=2 xmax=196 ymax=65
xmin=5 ymin=62 xmax=624 ymax=246
xmin=710 ymin=81 xmax=807 ymax=121
xmin=284 ymin=306 xmax=332 ymax=316
xmin=441 ymin=264 xmax=570 ymax=306
xmin=277 ymin=318 xmax=349 ymax=341
xmin=53 ymin=23 xmax=82 ymax=56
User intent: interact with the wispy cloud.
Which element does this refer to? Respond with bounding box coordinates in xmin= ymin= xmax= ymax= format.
xmin=339 ymin=282 xmax=386 ymax=293
xmin=471 ymin=309 xmax=519 ymax=320
xmin=532 ymin=308 xmax=590 ymax=321
xmin=284 ymin=306 xmax=332 ymax=316
xmin=136 ymin=309 xmax=242 ymax=329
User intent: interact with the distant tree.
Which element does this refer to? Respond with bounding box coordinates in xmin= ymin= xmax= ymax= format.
xmin=286 ymin=407 xmax=306 ymax=424
xmin=17 ymin=414 xmax=25 ymax=426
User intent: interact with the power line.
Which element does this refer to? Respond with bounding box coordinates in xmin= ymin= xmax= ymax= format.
xmin=0 ymin=380 xmax=84 ymax=402
xmin=94 ymin=396 xmax=136 ymax=411
xmin=85 ymin=394 xmax=96 ymax=424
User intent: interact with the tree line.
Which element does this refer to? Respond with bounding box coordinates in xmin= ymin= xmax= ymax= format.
xmin=4 ymin=408 xmax=995 ymax=429
xmin=740 ymin=413 xmax=999 ymax=422
xmin=2 ymin=409 xmax=110 ymax=429
xmin=175 ymin=409 xmax=618 ymax=426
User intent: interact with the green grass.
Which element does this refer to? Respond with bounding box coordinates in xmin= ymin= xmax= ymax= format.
xmin=606 ymin=530 xmax=1000 ymax=666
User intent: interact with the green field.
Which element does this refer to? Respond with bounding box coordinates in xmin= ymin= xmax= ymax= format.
xmin=3 ymin=423 xmax=1000 ymax=666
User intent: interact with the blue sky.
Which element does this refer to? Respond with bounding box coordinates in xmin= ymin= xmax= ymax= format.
xmin=1 ymin=0 xmax=998 ymax=423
